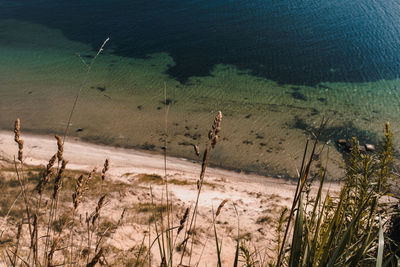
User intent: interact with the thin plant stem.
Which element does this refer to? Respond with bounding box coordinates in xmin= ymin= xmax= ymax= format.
xmin=62 ymin=37 xmax=109 ymax=144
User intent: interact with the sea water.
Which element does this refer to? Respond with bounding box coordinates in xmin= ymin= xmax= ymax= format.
xmin=1 ymin=0 xmax=400 ymax=179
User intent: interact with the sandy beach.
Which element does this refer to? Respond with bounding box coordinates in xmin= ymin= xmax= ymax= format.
xmin=0 ymin=130 xmax=340 ymax=265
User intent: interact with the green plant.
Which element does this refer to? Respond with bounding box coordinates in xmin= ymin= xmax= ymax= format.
xmin=274 ymin=122 xmax=398 ymax=267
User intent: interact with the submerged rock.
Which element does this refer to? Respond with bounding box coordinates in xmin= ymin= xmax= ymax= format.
xmin=337 ymin=139 xmax=347 ymax=145
xmin=365 ymin=144 xmax=375 ymax=151
xmin=337 ymin=138 xmax=375 ymax=153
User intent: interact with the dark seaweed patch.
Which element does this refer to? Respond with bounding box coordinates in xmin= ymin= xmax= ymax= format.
xmin=141 ymin=142 xmax=155 ymax=151
xmin=161 ymin=98 xmax=175 ymax=105
xmin=292 ymin=116 xmax=309 ymax=131
xmin=292 ymin=116 xmax=379 ymax=145
xmin=92 ymin=86 xmax=106 ymax=92
xmin=290 ymin=92 xmax=307 ymax=101
xmin=318 ymin=84 xmax=332 ymax=90
xmin=178 ymin=141 xmax=192 ymax=146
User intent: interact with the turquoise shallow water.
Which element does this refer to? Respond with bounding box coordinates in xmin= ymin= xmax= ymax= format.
xmin=1 ymin=17 xmax=400 ymax=179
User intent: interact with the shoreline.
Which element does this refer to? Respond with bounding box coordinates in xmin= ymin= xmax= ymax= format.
xmin=0 ymin=129 xmax=339 ymax=192
xmin=0 ymin=127 xmax=291 ymax=181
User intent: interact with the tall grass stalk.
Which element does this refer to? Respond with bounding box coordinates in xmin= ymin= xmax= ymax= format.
xmin=62 ymin=37 xmax=110 ymax=143
xmin=179 ymin=111 xmax=223 ymax=266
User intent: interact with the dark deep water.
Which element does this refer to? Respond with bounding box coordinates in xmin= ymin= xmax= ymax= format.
xmin=2 ymin=0 xmax=400 ymax=85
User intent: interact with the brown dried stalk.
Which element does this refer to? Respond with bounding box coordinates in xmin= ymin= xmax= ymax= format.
xmin=36 ymin=153 xmax=57 ymax=194
xmin=47 ymin=235 xmax=61 ymax=266
xmin=91 ymin=195 xmax=106 ymax=225
xmin=192 ymin=144 xmax=200 ymax=156
xmin=86 ymin=247 xmax=104 ymax=267
xmin=14 ymin=119 xmax=23 ymax=162
xmin=31 ymin=214 xmax=38 ymax=264
xmin=72 ymin=175 xmax=84 ymax=209
xmin=208 ymin=111 xmax=222 ymax=148
xmin=52 ymin=159 xmax=68 ymax=199
xmin=83 ymin=168 xmax=97 ymax=193
xmin=216 ymin=199 xmax=228 ymax=217
xmin=12 ymin=220 xmax=23 ymax=266
xmin=101 ymin=159 xmax=109 ymax=182
xmin=55 ymin=135 xmax=64 ymax=161
xmin=180 ymin=111 xmax=223 ymax=265
xmin=117 ymin=208 xmax=126 ymax=226
xmin=178 ymin=208 xmax=190 ymax=235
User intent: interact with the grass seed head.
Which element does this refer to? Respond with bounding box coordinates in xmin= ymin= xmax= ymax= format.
xmin=92 ymin=194 xmax=106 ymax=225
xmin=178 ymin=207 xmax=190 ymax=235
xmin=216 ymin=199 xmax=228 ymax=217
xmin=52 ymin=159 xmax=68 ymax=199
xmin=72 ymin=175 xmax=84 ymax=209
xmin=14 ymin=118 xmax=24 ymax=162
xmin=209 ymin=111 xmax=222 ymax=148
xmin=37 ymin=153 xmax=57 ymax=194
xmin=101 ymin=158 xmax=110 ymax=181
xmin=55 ymin=135 xmax=64 ymax=161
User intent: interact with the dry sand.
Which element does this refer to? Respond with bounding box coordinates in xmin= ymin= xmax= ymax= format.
xmin=0 ymin=130 xmax=340 ymax=265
